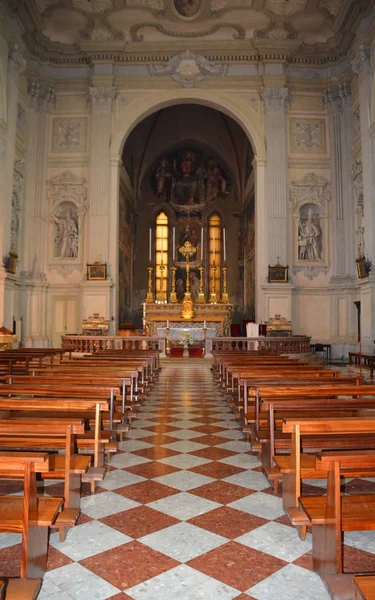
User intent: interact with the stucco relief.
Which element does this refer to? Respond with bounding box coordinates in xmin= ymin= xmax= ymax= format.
xmin=353 ymin=107 xmax=361 ymax=138
xmin=211 ymin=0 xmax=252 ymax=11
xmin=291 ymin=173 xmax=329 ymax=274
xmin=48 ymin=171 xmax=88 ymax=262
xmin=261 ymin=88 xmax=291 ymax=113
xmin=266 ymin=0 xmax=307 ymax=15
xmin=52 ymin=118 xmax=87 ymax=153
xmin=127 ymin=0 xmax=165 ymax=9
xmin=353 ymin=160 xmax=365 ymax=257
xmin=16 ymin=104 xmax=27 ymax=138
xmin=149 ymin=51 xmax=227 ymax=87
xmin=72 ymin=0 xmax=113 ymax=12
xmin=11 ymin=161 xmax=24 ymax=254
xmin=290 ymin=118 xmax=326 ymax=154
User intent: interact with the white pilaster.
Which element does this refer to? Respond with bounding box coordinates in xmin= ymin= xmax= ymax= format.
xmin=0 ymin=46 xmax=26 ymax=327
xmin=261 ymin=87 xmax=290 ymax=267
xmin=324 ymin=83 xmax=356 ymax=281
xmin=87 ymin=87 xmax=116 ymax=263
xmin=352 ymin=46 xmax=375 ymax=262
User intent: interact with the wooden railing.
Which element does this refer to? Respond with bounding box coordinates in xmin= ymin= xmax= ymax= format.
xmin=61 ymin=335 xmax=165 ymax=355
xmin=207 ymin=336 xmax=311 ymax=355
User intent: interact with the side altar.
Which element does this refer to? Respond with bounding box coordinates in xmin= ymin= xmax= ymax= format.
xmin=144 ymin=303 xmax=232 ymax=337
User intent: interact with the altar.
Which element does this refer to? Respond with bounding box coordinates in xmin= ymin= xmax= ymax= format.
xmin=144 ymin=302 xmax=232 ymax=337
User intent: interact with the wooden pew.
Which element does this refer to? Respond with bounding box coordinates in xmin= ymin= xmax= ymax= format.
xmin=354 ymin=576 xmax=375 ymax=600
xmin=298 ymin=445 xmax=375 ymax=598
xmin=0 ymin=418 xmax=87 ymax=540
xmin=0 ymin=451 xmax=62 ymax=578
xmin=277 ymin=416 xmax=375 ymax=537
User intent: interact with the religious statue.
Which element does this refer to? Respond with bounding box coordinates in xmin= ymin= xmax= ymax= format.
xmin=298 ymin=205 xmax=322 ymax=261
xmin=155 ymin=158 xmax=173 ymax=202
xmin=173 ymin=151 xmax=203 ymax=205
xmin=189 ymin=270 xmax=200 ymax=302
xmin=53 ymin=207 xmax=79 ymax=259
xmin=204 ymin=158 xmax=227 ymax=203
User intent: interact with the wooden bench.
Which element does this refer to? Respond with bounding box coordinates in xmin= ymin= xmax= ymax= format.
xmin=297 ymin=445 xmax=375 ymax=597
xmin=0 ymin=578 xmax=42 ymax=600
xmin=276 ymin=417 xmax=375 ymax=537
xmin=0 ymin=451 xmax=62 ymax=578
xmin=349 ymin=353 xmax=375 ymax=377
xmin=0 ymin=418 xmax=88 ymax=540
xmin=354 ymin=576 xmax=375 ymax=600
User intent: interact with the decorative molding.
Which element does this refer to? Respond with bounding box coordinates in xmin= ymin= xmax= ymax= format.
xmin=149 ymin=50 xmax=227 ymax=88
xmin=291 ymin=172 xmax=330 ymax=216
xmin=211 ymin=0 xmax=252 ymax=13
xmin=255 ymin=23 xmax=299 ymax=40
xmin=88 ymin=87 xmax=116 ymax=113
xmin=8 ymin=45 xmax=26 ymax=78
xmin=353 ymin=106 xmax=361 ymax=138
xmin=265 ymin=0 xmax=307 ymax=15
xmin=292 ymin=266 xmax=329 ymax=280
xmin=11 ymin=161 xmax=24 ymax=254
xmin=72 ymin=0 xmax=113 ymax=12
xmin=261 ymin=88 xmax=291 ymax=114
xmin=351 ymin=45 xmax=368 ymax=75
xmin=290 ymin=118 xmax=326 ymax=154
xmin=127 ymin=0 xmax=165 ymax=9
xmin=16 ymin=104 xmax=27 ymax=137
xmin=50 ymin=265 xmax=81 ymax=277
xmin=52 ymin=118 xmax=87 ymax=153
xmin=131 ymin=22 xmax=245 ymax=42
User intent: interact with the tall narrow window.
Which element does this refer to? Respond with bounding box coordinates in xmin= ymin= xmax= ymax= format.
xmin=209 ymin=214 xmax=221 ymax=300
xmin=155 ymin=212 xmax=168 ymax=302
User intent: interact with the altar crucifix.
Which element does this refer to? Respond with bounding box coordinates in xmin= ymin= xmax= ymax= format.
xmin=177 ymin=241 xmax=196 ymax=319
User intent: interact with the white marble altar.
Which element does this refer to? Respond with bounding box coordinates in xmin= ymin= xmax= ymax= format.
xmin=157 ymin=326 xmax=215 ymax=342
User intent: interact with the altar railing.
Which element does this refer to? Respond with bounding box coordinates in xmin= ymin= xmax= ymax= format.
xmin=62 ymin=335 xmax=165 ymax=354
xmin=208 ymin=336 xmax=311 ymax=355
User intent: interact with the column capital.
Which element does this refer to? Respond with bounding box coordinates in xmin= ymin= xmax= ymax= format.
xmin=261 ymin=87 xmax=291 ymax=114
xmin=8 ymin=45 xmax=26 ymax=79
xmin=324 ymin=83 xmax=352 ymax=115
xmin=88 ymin=87 xmax=116 ymax=114
xmin=351 ymin=45 xmax=370 ymax=76
xmin=28 ymin=82 xmax=55 ymax=113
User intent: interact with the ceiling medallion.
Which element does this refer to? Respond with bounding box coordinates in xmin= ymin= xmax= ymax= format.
xmin=173 ymin=0 xmax=203 ymax=18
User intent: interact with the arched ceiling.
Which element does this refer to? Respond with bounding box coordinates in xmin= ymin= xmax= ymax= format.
xmin=3 ymin=0 xmax=373 ymax=65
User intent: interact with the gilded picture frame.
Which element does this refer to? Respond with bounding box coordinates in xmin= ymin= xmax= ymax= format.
xmin=5 ymin=252 xmax=18 ymax=274
xmin=268 ymin=264 xmax=288 ymax=283
xmin=87 ymin=262 xmax=107 ymax=281
xmin=356 ymin=256 xmax=369 ymax=280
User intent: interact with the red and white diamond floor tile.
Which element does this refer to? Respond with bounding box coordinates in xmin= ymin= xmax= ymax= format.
xmin=1 ymin=359 xmax=374 ymax=599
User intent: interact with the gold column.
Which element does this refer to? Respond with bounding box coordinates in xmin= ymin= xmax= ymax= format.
xmin=209 ymin=261 xmax=218 ymax=304
xmin=169 ymin=265 xmax=177 ymax=303
xmin=221 ymin=262 xmax=229 ymax=304
xmin=145 ymin=263 xmax=154 ymax=303
xmin=197 ymin=264 xmax=206 ymax=304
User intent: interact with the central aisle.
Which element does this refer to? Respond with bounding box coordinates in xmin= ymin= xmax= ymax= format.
xmin=40 ymin=359 xmax=333 ymax=599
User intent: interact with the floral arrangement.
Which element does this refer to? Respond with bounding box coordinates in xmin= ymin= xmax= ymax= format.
xmin=180 ymin=331 xmax=192 ymax=346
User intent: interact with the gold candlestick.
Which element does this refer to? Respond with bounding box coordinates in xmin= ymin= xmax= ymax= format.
xmin=145 ymin=263 xmax=154 ymax=303
xmin=156 ymin=262 xmax=167 ymax=302
xmin=209 ymin=261 xmax=218 ymax=304
xmin=221 ymin=263 xmax=229 ymax=304
xmin=169 ymin=265 xmax=177 ymax=303
xmin=197 ymin=264 xmax=206 ymax=304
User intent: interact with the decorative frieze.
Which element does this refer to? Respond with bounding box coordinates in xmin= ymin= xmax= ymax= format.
xmin=52 ymin=118 xmax=87 ymax=153
xmin=10 ymin=160 xmax=24 ymax=254
xmin=289 ymin=118 xmax=326 ymax=154
xmin=292 ymin=266 xmax=329 ymax=280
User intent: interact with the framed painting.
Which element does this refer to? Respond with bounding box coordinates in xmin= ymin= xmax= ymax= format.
xmin=356 ymin=256 xmax=369 ymax=280
xmin=5 ymin=252 xmax=17 ymax=274
xmin=87 ymin=262 xmax=107 ymax=280
xmin=268 ymin=263 xmax=288 ymax=283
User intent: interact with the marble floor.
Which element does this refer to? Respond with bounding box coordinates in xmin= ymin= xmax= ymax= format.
xmin=1 ymin=358 xmax=375 ymax=599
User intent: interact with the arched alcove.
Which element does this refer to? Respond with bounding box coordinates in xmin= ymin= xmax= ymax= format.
xmin=116 ymin=103 xmax=257 ymax=329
